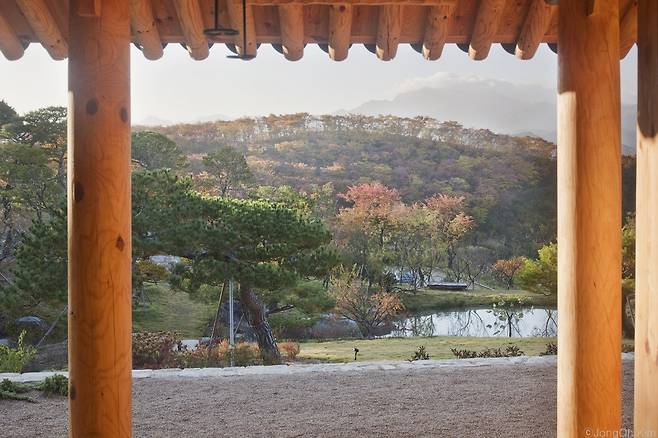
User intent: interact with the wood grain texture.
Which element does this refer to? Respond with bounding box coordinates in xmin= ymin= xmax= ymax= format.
xmin=227 ymin=0 xmax=257 ymax=57
xmin=77 ymin=0 xmax=102 ymax=17
xmin=635 ymin=0 xmax=658 ymax=435
xmin=619 ymin=0 xmax=637 ymax=59
xmin=375 ymin=4 xmax=401 ymax=60
xmin=131 ymin=0 xmax=164 ymax=60
xmin=173 ymin=0 xmax=209 ymax=59
xmin=557 ymin=0 xmax=622 ymax=436
xmin=422 ymin=3 xmax=452 ymax=60
xmin=15 ymin=0 xmax=68 ymax=59
xmin=68 ymin=0 xmax=132 ymax=436
xmin=515 ymin=0 xmax=555 ymax=59
xmin=328 ymin=3 xmax=352 ymax=61
xmin=279 ymin=3 xmax=304 ymax=60
xmin=469 ymin=0 xmax=506 ymax=60
xmin=0 ymin=8 xmax=24 ymax=60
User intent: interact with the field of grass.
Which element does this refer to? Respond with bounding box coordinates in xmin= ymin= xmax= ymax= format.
xmin=401 ymin=287 xmax=557 ymax=312
xmin=298 ymin=336 xmax=556 ymax=363
xmin=132 ymin=284 xmax=214 ymax=338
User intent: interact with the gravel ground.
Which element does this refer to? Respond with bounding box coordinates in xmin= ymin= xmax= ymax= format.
xmin=0 ymin=360 xmax=634 ymax=437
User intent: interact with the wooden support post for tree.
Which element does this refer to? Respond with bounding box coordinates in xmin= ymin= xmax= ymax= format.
xmin=68 ymin=0 xmax=132 ymax=436
xmin=557 ymin=0 xmax=621 ymax=436
xmin=635 ymin=0 xmax=658 ymax=435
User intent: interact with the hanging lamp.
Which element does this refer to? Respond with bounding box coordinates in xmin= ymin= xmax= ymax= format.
xmin=226 ymin=0 xmax=255 ymax=60
xmin=204 ymin=0 xmax=239 ymax=38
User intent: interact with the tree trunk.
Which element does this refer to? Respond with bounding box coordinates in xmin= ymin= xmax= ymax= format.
xmin=239 ymin=283 xmax=282 ymax=365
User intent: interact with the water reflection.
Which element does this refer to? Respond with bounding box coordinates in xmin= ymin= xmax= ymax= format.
xmin=386 ymin=307 xmax=558 ymax=338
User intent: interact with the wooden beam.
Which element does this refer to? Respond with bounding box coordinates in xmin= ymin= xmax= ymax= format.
xmin=15 ymin=0 xmax=68 ymax=60
xmin=515 ymin=0 xmax=556 ymax=60
xmin=173 ymin=0 xmax=209 ymax=60
xmin=421 ymin=3 xmax=453 ymax=60
xmin=375 ymin=5 xmax=401 ymax=61
xmin=77 ymin=0 xmax=102 ymax=17
xmin=131 ymin=0 xmax=164 ymax=60
xmin=227 ymin=0 xmax=257 ymax=58
xmin=557 ymin=0 xmax=621 ymax=436
xmin=278 ymin=4 xmax=304 ymax=60
xmin=635 ymin=1 xmax=658 ymax=435
xmin=0 ymin=10 xmax=24 ymax=60
xmin=68 ymin=0 xmax=132 ymax=436
xmin=328 ymin=3 xmax=352 ymax=61
xmin=251 ymin=0 xmax=449 ymax=4
xmin=468 ymin=0 xmax=506 ymax=60
xmin=619 ymin=1 xmax=637 ymax=59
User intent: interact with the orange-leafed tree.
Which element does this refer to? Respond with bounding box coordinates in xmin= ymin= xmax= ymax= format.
xmin=424 ymin=194 xmax=474 ymax=274
xmin=330 ymin=266 xmax=403 ymax=338
xmin=492 ymin=256 xmax=526 ymax=289
xmin=337 ymin=182 xmax=402 ymax=249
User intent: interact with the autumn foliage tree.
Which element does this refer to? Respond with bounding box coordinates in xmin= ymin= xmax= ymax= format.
xmin=336 ymin=183 xmax=403 ymax=287
xmin=492 ymin=256 xmax=526 ymax=289
xmin=330 ymin=266 xmax=403 ymax=338
xmin=424 ymin=194 xmax=475 ymax=275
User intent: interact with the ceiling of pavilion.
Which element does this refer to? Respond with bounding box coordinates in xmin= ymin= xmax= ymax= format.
xmin=0 ymin=0 xmax=637 ymax=62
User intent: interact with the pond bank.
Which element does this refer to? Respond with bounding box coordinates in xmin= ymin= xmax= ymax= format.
xmin=298 ymin=335 xmax=558 ymax=362
xmin=401 ymin=288 xmax=556 ymax=312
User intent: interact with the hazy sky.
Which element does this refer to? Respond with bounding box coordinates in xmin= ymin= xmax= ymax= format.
xmin=0 ymin=42 xmax=637 ymax=124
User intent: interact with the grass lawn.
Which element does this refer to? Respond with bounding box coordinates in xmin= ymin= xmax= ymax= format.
xmin=299 ymin=336 xmax=556 ymax=362
xmin=401 ymin=287 xmax=557 ymax=312
xmin=132 ymin=284 xmax=214 ymax=338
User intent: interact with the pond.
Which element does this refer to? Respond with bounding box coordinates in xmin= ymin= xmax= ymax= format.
xmin=384 ymin=307 xmax=558 ymax=338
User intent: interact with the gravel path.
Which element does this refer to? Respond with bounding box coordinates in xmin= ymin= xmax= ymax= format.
xmin=0 ymin=359 xmax=634 ymax=437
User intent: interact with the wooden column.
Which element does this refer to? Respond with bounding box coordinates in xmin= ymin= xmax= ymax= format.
xmin=68 ymin=0 xmax=132 ymax=437
xmin=557 ymin=1 xmax=621 ymax=436
xmin=635 ymin=0 xmax=658 ymax=435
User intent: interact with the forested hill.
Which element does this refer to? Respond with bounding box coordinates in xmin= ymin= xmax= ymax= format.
xmin=144 ymin=113 xmax=635 ymax=256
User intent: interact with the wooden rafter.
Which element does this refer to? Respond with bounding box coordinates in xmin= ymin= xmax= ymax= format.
xmin=422 ymin=3 xmax=453 ymax=60
xmin=15 ymin=0 xmax=67 ymax=60
xmin=173 ymin=0 xmax=209 ymax=60
xmin=469 ymin=0 xmax=506 ymax=60
xmin=131 ymin=0 xmax=164 ymax=60
xmin=328 ymin=3 xmax=353 ymax=61
xmin=516 ymin=0 xmax=556 ymax=60
xmin=278 ymin=4 xmax=304 ymax=60
xmin=375 ymin=4 xmax=401 ymax=61
xmin=0 ymin=9 xmax=24 ymax=61
xmin=619 ymin=0 xmax=637 ymax=59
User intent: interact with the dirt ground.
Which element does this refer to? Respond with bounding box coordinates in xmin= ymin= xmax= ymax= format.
xmin=1 ymin=361 xmax=634 ymax=437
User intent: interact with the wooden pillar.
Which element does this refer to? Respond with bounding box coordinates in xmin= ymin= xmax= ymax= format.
xmin=68 ymin=1 xmax=132 ymax=437
xmin=557 ymin=0 xmax=621 ymax=436
xmin=635 ymin=1 xmax=658 ymax=435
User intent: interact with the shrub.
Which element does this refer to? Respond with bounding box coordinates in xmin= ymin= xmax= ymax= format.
xmin=132 ymin=331 xmax=181 ymax=369
xmin=451 ymin=345 xmax=524 ymax=359
xmin=233 ymin=342 xmax=261 ymax=366
xmin=0 ymin=379 xmax=30 ymax=394
xmin=541 ymin=342 xmax=558 ymax=356
xmin=38 ymin=374 xmax=68 ymax=396
xmin=279 ymin=342 xmax=301 ymax=360
xmin=0 ymin=379 xmax=35 ymax=402
xmin=0 ymin=331 xmax=36 ymax=373
xmin=408 ymin=345 xmax=430 ymax=361
xmin=176 ymin=340 xmax=261 ymax=368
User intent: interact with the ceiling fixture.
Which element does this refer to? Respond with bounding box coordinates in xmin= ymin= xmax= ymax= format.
xmin=204 ymin=0 xmax=239 ymax=38
xmin=226 ymin=0 xmax=255 ymax=60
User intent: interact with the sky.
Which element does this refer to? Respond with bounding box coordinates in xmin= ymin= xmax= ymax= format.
xmin=0 ymin=42 xmax=638 ymax=124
